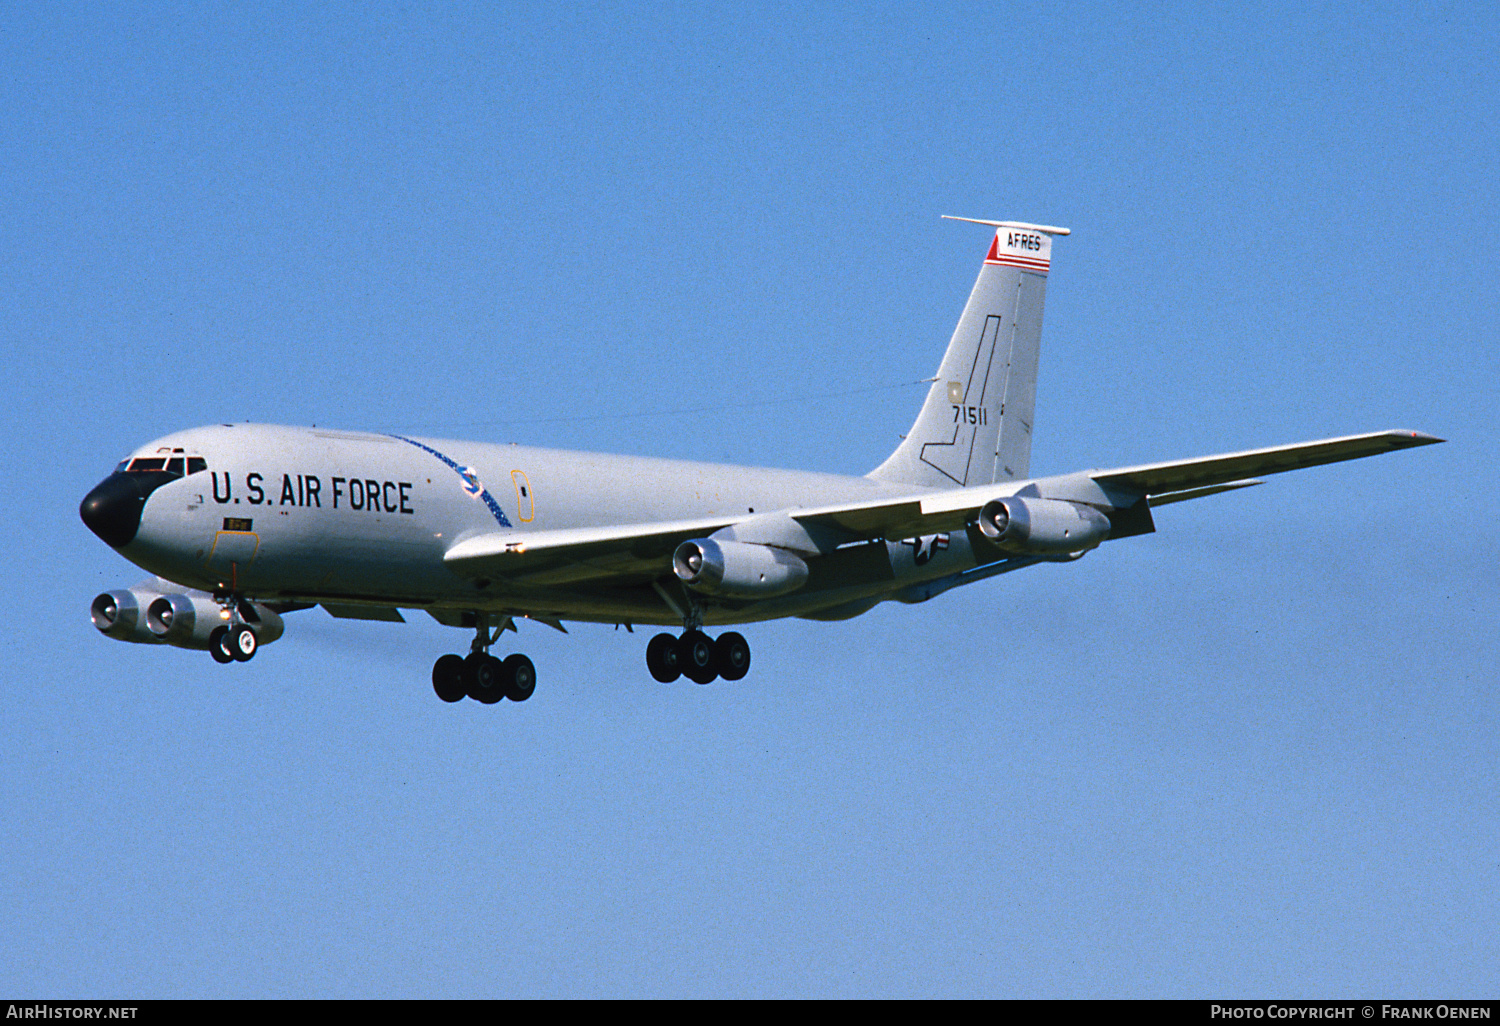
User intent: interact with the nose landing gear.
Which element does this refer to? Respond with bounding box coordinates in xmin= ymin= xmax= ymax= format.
xmin=431 ymin=613 xmax=537 ymax=705
xmin=208 ymin=621 xmax=257 ymax=663
xmin=208 ymin=585 xmax=260 ymax=664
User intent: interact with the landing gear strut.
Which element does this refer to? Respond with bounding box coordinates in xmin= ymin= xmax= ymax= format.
xmin=431 ymin=613 xmax=536 ymax=705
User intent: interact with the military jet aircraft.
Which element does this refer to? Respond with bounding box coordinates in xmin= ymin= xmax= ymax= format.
xmin=80 ymin=218 xmax=1441 ymax=704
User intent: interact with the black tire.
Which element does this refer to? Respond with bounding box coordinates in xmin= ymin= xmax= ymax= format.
xmin=466 ymin=653 xmax=505 ymax=704
xmin=714 ymin=632 xmax=751 ymax=681
xmin=679 ymin=630 xmax=717 ymax=685
xmin=432 ymin=654 xmax=466 ymax=703
xmin=209 ymin=626 xmax=234 ymax=664
xmin=502 ymin=654 xmax=536 ymax=702
xmin=229 ymin=624 xmax=257 ymax=662
xmin=646 ymin=632 xmax=682 ymax=683
xmin=461 ymin=653 xmax=481 ymax=699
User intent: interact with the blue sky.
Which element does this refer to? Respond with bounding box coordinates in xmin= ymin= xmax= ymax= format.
xmin=2 ymin=1 xmax=1494 ymax=997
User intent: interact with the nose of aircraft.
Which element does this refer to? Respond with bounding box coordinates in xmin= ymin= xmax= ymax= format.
xmin=80 ymin=473 xmax=156 ymax=548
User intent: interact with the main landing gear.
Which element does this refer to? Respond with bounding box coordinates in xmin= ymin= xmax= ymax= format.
xmin=646 ymin=629 xmax=750 ymax=685
xmin=431 ymin=613 xmax=536 ymax=705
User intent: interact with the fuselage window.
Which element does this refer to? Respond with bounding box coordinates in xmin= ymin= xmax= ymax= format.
xmin=166 ymin=456 xmax=185 ymax=475
xmin=187 ymin=456 xmax=207 ymax=474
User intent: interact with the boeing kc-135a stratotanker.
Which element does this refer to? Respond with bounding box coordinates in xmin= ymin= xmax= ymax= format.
xmin=81 ymin=218 xmax=1441 ymax=704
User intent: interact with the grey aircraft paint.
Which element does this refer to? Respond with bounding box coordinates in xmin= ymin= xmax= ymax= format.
xmin=80 ymin=220 xmax=1442 ymax=698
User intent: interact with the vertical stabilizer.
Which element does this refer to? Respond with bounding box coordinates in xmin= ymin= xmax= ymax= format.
xmin=870 ymin=219 xmax=1067 ymax=489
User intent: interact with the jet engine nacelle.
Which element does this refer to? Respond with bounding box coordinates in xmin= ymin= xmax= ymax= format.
xmin=673 ymin=538 xmax=810 ymax=599
xmin=91 ymin=585 xmax=284 ymax=650
xmin=146 ymin=593 xmax=285 ymax=650
xmin=976 ymin=497 xmax=1111 ymax=554
xmin=90 ymin=587 xmax=163 ymax=644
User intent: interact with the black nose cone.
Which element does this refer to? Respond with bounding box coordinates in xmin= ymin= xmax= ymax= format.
xmin=80 ymin=473 xmax=158 ymax=548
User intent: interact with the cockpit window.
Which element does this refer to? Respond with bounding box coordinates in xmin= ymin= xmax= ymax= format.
xmin=121 ymin=450 xmax=208 ymax=476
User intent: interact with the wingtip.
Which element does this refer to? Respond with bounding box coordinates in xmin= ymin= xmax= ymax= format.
xmin=1393 ymin=430 xmax=1445 ymax=446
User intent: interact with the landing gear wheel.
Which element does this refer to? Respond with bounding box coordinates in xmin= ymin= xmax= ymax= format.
xmin=680 ymin=630 xmax=718 ymax=685
xmin=209 ymin=626 xmax=234 ymax=664
xmin=502 ymin=654 xmax=536 ymax=702
xmin=228 ymin=624 xmax=257 ymax=662
xmin=647 ymin=633 xmax=682 ymax=683
xmin=461 ymin=653 xmax=481 ymax=698
xmin=464 ymin=653 xmax=506 ymax=703
xmin=714 ymin=632 xmax=750 ymax=681
xmin=432 ymin=654 xmax=465 ymax=703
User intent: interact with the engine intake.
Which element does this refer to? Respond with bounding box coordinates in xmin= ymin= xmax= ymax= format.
xmin=976 ymin=497 xmax=1111 ymax=554
xmin=673 ymin=538 xmax=810 ymax=599
xmin=91 ymin=587 xmax=161 ymax=644
xmin=146 ymin=592 xmax=204 ymax=645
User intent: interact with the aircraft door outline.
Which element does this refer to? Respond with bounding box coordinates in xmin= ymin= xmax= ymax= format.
xmin=511 ymin=470 xmax=535 ymax=523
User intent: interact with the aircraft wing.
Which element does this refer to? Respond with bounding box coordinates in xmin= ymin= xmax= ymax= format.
xmin=443 ymin=498 xmax=958 ymax=583
xmin=792 ymin=430 xmax=1444 ymax=533
xmin=1087 ymin=429 xmax=1443 ymax=501
xmin=442 ymin=430 xmax=1441 ymax=582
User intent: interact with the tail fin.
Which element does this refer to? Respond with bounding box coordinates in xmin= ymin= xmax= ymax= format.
xmin=870 ymin=218 xmax=1068 ymax=489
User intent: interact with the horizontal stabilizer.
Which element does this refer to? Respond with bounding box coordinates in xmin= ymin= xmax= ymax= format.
xmin=941 ymin=216 xmax=1071 ymax=236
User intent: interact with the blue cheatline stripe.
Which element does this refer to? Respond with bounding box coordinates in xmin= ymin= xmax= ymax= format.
xmin=387 ymin=434 xmax=513 ymax=529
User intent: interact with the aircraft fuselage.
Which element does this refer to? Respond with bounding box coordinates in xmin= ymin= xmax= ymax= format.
xmin=90 ymin=422 xmax=989 ymax=627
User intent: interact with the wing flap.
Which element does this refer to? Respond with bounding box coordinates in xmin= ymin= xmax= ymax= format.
xmin=1147 ymin=479 xmax=1262 ymax=507
xmin=322 ymin=603 xmax=407 ymax=622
